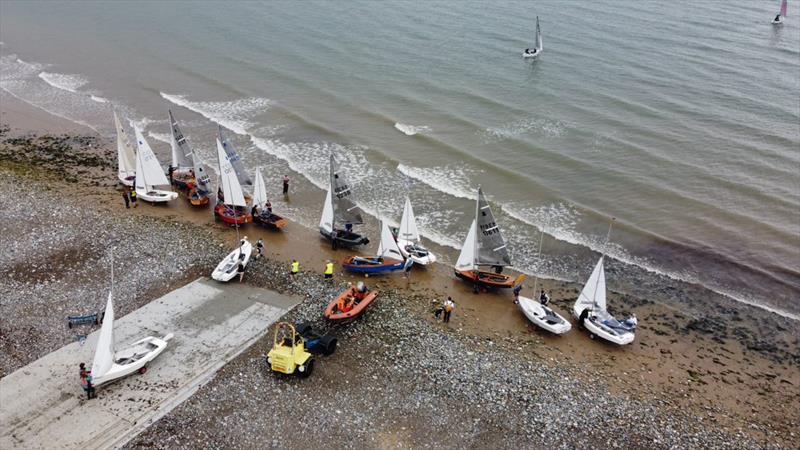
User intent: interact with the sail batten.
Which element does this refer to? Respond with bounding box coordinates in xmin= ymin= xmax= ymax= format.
xmin=330 ymin=154 xmax=364 ymax=226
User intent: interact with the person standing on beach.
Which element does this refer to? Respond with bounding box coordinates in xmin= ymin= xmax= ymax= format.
xmin=255 ymin=239 xmax=264 ymax=260
xmin=79 ymin=363 xmax=96 ymax=399
xmin=130 ymin=189 xmax=138 ymax=208
xmin=512 ymin=284 xmax=522 ymax=304
xmin=122 ymin=189 xmax=130 ymax=209
xmin=442 ymin=297 xmax=455 ymax=323
xmin=237 ymin=261 xmax=245 ymax=282
xmin=539 ymin=289 xmax=550 ymax=306
xmin=324 ymin=260 xmax=334 ymax=279
xmin=291 ymin=259 xmax=299 ymax=276
xmin=282 ymin=175 xmax=290 ymax=195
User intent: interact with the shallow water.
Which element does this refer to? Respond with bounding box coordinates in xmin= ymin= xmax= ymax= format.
xmin=1 ymin=0 xmax=798 ymax=318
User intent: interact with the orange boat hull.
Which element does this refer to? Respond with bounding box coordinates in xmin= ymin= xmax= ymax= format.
xmin=454 ymin=269 xmax=519 ymax=289
xmin=324 ymin=286 xmax=379 ymax=321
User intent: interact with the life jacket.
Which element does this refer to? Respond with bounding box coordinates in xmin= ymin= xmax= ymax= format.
xmin=324 ymin=263 xmax=334 ymax=275
xmin=291 ymin=261 xmax=299 ymax=273
xmin=444 ymin=302 xmax=454 ymax=313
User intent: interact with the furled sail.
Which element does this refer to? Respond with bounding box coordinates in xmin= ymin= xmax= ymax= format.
xmin=330 ymin=154 xmax=364 ymax=226
xmin=475 ymin=187 xmax=511 ymax=267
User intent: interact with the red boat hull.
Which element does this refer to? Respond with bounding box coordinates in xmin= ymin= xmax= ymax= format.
xmin=214 ymin=203 xmax=252 ymax=225
xmin=324 ymin=286 xmax=379 ymax=321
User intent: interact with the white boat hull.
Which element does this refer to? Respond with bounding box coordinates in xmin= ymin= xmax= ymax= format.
xmin=397 ymin=239 xmax=436 ymax=266
xmin=772 ymin=18 xmax=784 ymax=24
xmin=92 ymin=334 xmax=173 ymax=386
xmin=522 ymin=50 xmax=540 ymax=59
xmin=578 ymin=313 xmax=635 ymax=345
xmin=136 ymin=189 xmax=178 ymax=203
xmin=118 ymin=174 xmax=135 ymax=187
xmin=212 ymin=240 xmax=252 ymax=282
xmin=518 ymin=296 xmax=571 ymax=334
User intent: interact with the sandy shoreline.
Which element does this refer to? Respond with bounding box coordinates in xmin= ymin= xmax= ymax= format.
xmin=0 ymin=97 xmax=797 ymax=448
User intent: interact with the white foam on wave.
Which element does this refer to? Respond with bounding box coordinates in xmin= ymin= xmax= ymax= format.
xmin=394 ymin=122 xmax=432 ymax=136
xmin=160 ymin=92 xmax=271 ymax=136
xmin=481 ymin=116 xmax=567 ymax=143
xmin=38 ymin=71 xmax=88 ymax=93
xmin=148 ymin=131 xmax=172 ymax=144
xmin=90 ymin=95 xmax=108 ymax=104
xmin=397 ymin=163 xmax=478 ymax=200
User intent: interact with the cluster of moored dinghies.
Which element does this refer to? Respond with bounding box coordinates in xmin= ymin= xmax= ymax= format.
xmin=114 ymin=110 xmax=637 ymax=346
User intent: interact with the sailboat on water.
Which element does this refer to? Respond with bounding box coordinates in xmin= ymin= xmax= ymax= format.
xmin=454 ymin=187 xmax=525 ymax=290
xmin=342 ymin=220 xmax=412 ymax=274
xmin=251 ymin=169 xmax=289 ymax=230
xmin=319 ymin=154 xmax=369 ymax=249
xmin=211 ymin=134 xmax=252 ymax=282
xmin=168 ymin=110 xmax=209 ymax=206
xmin=133 ymin=127 xmax=178 ymax=203
xmin=391 ymin=197 xmax=436 ymax=266
xmin=516 ymin=231 xmax=571 ymax=334
xmin=522 ymin=16 xmax=543 ymax=58
xmin=572 ymin=220 xmax=637 ymax=345
xmin=213 ymin=134 xmax=252 ymax=225
xmin=772 ymin=0 xmax=788 ymax=23
xmin=90 ymin=255 xmax=173 ymax=387
xmin=114 ymin=111 xmax=136 ymax=187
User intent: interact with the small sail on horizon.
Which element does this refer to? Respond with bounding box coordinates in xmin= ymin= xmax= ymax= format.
xmin=330 ymin=154 xmax=364 ymax=226
xmin=218 ymin=125 xmax=253 ymax=186
xmin=168 ymin=110 xmax=193 ymax=170
xmin=91 ymin=292 xmax=115 ymax=379
xmin=535 ymin=16 xmax=543 ymax=52
xmin=216 ymin=137 xmax=247 ymax=207
xmin=475 ymin=187 xmax=511 ymax=267
xmin=114 ymin=111 xmax=136 ymax=181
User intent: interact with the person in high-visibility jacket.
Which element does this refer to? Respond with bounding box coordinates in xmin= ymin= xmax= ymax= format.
xmin=290 ymin=259 xmax=299 ymax=275
xmin=324 ymin=260 xmax=334 ymax=279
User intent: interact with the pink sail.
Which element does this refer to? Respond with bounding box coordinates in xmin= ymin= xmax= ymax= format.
xmin=781 ymin=0 xmax=788 ymax=17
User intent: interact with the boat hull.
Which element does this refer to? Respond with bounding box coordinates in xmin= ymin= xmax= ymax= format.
xmin=188 ymin=188 xmax=210 ymax=206
xmin=342 ymin=256 xmax=406 ymax=274
xmin=324 ymin=286 xmax=379 ymax=321
xmin=517 ymin=296 xmax=571 ymax=335
xmin=212 ymin=240 xmax=252 ymax=282
xmin=92 ymin=334 xmax=173 ymax=387
xmin=319 ymin=228 xmax=369 ymax=248
xmin=118 ymin=174 xmax=135 ymax=187
xmin=254 ymin=212 xmax=289 ymax=230
xmin=397 ymin=239 xmax=436 ymax=266
xmin=454 ymin=269 xmax=521 ymax=289
xmin=136 ymin=189 xmax=178 ymax=203
xmin=214 ymin=203 xmax=252 ymax=225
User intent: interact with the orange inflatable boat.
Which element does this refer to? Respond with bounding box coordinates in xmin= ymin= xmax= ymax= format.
xmin=324 ymin=285 xmax=379 ymax=321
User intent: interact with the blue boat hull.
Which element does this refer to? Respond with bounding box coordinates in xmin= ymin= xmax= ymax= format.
xmin=342 ymin=256 xmax=409 ymax=274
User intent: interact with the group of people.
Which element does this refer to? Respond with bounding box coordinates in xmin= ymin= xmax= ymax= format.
xmin=121 ymin=188 xmax=138 ymax=209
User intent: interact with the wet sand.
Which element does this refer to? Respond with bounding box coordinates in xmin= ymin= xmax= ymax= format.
xmin=1 ymin=96 xmax=798 ymax=447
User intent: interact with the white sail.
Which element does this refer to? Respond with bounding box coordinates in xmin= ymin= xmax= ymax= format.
xmin=169 ymin=110 xmax=193 ymax=169
xmin=455 ymin=220 xmax=477 ymax=271
xmin=535 ymin=16 xmax=543 ymax=51
xmin=378 ymin=220 xmax=404 ymax=260
xmin=192 ymin=151 xmax=211 ymax=191
xmin=216 ymin=137 xmax=247 ymax=207
xmin=251 ymin=170 xmax=268 ymax=208
xmin=134 ymin=127 xmax=170 ymax=190
xmin=114 ymin=112 xmax=136 ymax=180
xmin=91 ymin=292 xmax=115 ymax=379
xmin=218 ymin=126 xmax=252 ymax=186
xmin=574 ymin=257 xmax=606 ymax=317
xmin=399 ymin=197 xmax=420 ymax=242
xmin=319 ymin=188 xmax=334 ymax=233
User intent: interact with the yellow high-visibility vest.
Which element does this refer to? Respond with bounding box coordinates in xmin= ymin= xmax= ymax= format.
xmin=324 ymin=262 xmax=334 ymax=275
xmin=291 ymin=261 xmax=299 ymax=273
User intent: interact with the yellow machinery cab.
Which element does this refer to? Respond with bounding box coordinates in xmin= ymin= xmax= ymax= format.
xmin=267 ymin=322 xmax=315 ymax=377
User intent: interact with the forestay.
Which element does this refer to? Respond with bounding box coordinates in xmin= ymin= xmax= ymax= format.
xmin=475 ymin=187 xmax=511 ymax=267
xmin=574 ymin=257 xmax=607 ymax=316
xmin=114 ymin=112 xmax=136 ymax=179
xmin=169 ymin=110 xmax=193 ymax=169
xmin=91 ymin=292 xmax=115 ymax=379
xmin=134 ymin=127 xmax=170 ymax=190
xmin=330 ymin=154 xmax=364 ymax=226
xmin=217 ymin=125 xmax=252 ymax=186
xmin=378 ymin=220 xmax=404 ymax=260
xmin=251 ymin=170 xmax=268 ymax=208
xmin=455 ymin=220 xmax=477 ymax=271
xmin=399 ymin=197 xmax=420 ymax=242
xmin=216 ymin=137 xmax=247 ymax=207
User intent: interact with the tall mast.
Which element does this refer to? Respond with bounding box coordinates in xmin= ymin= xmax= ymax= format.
xmin=474 ymin=186 xmax=480 ymax=269
xmin=531 ymin=230 xmax=544 ymax=299
xmin=592 ymin=218 xmax=615 ymax=310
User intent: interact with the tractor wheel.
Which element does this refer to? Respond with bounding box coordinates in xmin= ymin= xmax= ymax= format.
xmin=323 ymin=338 xmax=338 ymax=356
xmin=298 ymin=358 xmax=315 ymax=378
xmin=295 ymin=322 xmax=312 ymax=336
xmin=138 ymin=366 xmax=148 ymax=374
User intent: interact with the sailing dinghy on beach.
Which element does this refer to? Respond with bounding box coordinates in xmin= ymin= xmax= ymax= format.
xmin=572 ymin=221 xmax=636 ymax=345
xmin=319 ymin=154 xmax=369 ymax=249
xmin=391 ymin=197 xmax=436 ymax=266
xmin=773 ymin=0 xmax=788 ymax=23
xmin=516 ymin=232 xmax=571 ymax=334
xmin=454 ymin=187 xmax=524 ymax=290
xmin=168 ymin=110 xmax=209 ymax=206
xmin=522 ymin=16 xmax=543 ymax=58
xmin=251 ymin=169 xmax=289 ymax=230
xmin=114 ymin=111 xmax=136 ymax=187
xmin=133 ymin=128 xmax=178 ymax=203
xmin=90 ymin=259 xmax=173 ymax=387
xmin=214 ymin=135 xmax=252 ymax=225
xmin=212 ymin=237 xmax=252 ymax=282
xmin=342 ymin=220 xmax=412 ymax=274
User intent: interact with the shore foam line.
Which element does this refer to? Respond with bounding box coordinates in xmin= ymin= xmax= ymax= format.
xmin=0 ymin=85 xmax=101 ymax=134
xmin=37 ymin=71 xmax=88 ymax=94
xmin=160 ymin=92 xmax=270 ymax=136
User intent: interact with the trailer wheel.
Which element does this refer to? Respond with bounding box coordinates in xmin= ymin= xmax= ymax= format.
xmin=588 ymin=332 xmax=595 ymax=340
xmin=139 ymin=366 xmax=148 ymax=374
xmin=298 ymin=358 xmax=315 ymax=378
xmin=323 ymin=338 xmax=338 ymax=356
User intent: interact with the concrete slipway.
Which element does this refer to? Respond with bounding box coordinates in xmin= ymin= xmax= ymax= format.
xmin=0 ymin=277 xmax=299 ymax=449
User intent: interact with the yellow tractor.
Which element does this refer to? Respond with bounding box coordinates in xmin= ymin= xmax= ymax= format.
xmin=266 ymin=322 xmax=315 ymax=377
